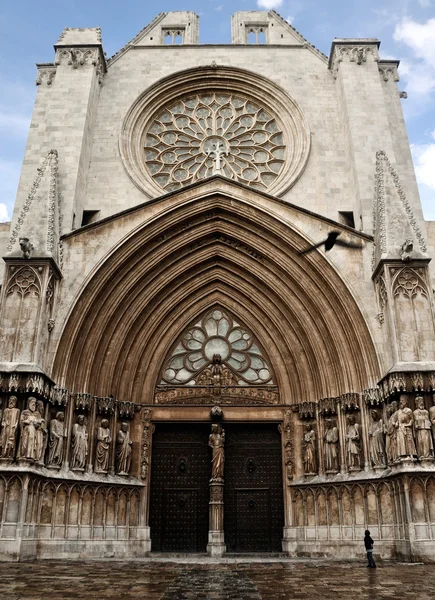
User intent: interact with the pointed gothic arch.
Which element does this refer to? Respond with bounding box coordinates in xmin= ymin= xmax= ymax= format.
xmin=53 ymin=181 xmax=380 ymax=404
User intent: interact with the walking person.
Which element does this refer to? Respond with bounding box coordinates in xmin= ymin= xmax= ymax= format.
xmin=364 ymin=530 xmax=376 ymax=568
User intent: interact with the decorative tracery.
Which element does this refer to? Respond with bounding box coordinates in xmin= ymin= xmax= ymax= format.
xmin=144 ymin=92 xmax=285 ymax=193
xmin=161 ymin=308 xmax=274 ymax=386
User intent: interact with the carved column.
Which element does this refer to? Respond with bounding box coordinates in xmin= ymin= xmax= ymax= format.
xmin=62 ymin=391 xmax=75 ymax=472
xmin=336 ymin=399 xmax=347 ymax=474
xmin=139 ymin=408 xmax=153 ymax=529
xmin=86 ymin=397 xmax=98 ymax=474
xmin=207 ymin=416 xmax=226 ymax=557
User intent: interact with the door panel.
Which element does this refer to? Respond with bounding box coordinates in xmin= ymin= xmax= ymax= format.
xmin=224 ymin=424 xmax=284 ymax=552
xmin=149 ymin=424 xmax=210 ymax=552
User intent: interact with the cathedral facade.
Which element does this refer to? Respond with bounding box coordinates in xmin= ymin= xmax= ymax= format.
xmin=1 ymin=10 xmax=435 ymax=562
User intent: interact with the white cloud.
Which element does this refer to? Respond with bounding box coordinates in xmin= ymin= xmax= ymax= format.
xmin=257 ymin=0 xmax=283 ymax=9
xmin=412 ymin=142 xmax=435 ymax=190
xmin=394 ymin=18 xmax=435 ymax=67
xmin=399 ymin=60 xmax=435 ymax=96
xmin=286 ymin=15 xmax=294 ymax=25
xmin=215 ymin=4 xmax=224 ymax=10
xmin=0 ymin=203 xmax=9 ymax=222
xmin=418 ymin=0 xmax=431 ymax=7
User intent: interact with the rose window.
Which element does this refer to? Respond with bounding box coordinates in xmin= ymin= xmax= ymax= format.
xmin=161 ymin=308 xmax=274 ymax=385
xmin=144 ymin=93 xmax=286 ymax=193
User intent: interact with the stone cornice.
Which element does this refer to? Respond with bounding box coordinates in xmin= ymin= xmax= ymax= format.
xmin=54 ymin=46 xmax=106 ymax=80
xmin=35 ymin=64 xmax=56 ymax=86
xmin=329 ymin=38 xmax=380 ymax=78
xmin=378 ymin=60 xmax=400 ymax=82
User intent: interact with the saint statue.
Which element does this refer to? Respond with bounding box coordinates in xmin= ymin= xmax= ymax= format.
xmin=209 ymin=423 xmax=225 ymax=479
xmin=71 ymin=415 xmax=88 ymax=470
xmin=345 ymin=415 xmax=361 ymax=470
xmin=0 ymin=396 xmax=20 ymax=459
xmin=47 ymin=412 xmax=65 ymax=468
xmin=386 ymin=401 xmax=398 ymax=464
xmin=95 ymin=419 xmax=111 ymax=473
xmin=368 ymin=410 xmax=386 ymax=468
xmin=302 ymin=423 xmax=317 ymax=474
xmin=19 ymin=397 xmax=42 ymax=461
xmin=395 ymin=396 xmax=417 ymax=460
xmin=36 ymin=400 xmax=47 ymax=464
xmin=413 ymin=396 xmax=434 ymax=460
xmin=323 ymin=419 xmax=339 ymax=472
xmin=116 ymin=422 xmax=132 ymax=475
xmin=429 ymin=400 xmax=435 ymax=449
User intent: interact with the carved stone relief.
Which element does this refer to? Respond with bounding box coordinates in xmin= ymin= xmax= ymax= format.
xmin=140 ymin=409 xmax=153 ymax=481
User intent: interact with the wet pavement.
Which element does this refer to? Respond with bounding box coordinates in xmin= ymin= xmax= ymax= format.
xmin=0 ymin=559 xmax=434 ymax=599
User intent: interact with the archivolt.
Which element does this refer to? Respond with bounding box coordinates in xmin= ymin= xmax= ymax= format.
xmin=53 ymin=192 xmax=380 ymax=403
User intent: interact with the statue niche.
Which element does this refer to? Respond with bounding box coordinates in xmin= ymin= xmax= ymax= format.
xmin=70 ymin=415 xmax=88 ymax=471
xmin=19 ymin=396 xmax=43 ymax=462
xmin=47 ymin=411 xmax=65 ymax=468
xmin=302 ymin=423 xmax=317 ymax=475
xmin=0 ymin=396 xmax=20 ymax=460
xmin=116 ymin=422 xmax=132 ymax=475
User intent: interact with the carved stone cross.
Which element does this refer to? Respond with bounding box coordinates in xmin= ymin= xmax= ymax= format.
xmin=206 ymin=141 xmax=229 ymax=175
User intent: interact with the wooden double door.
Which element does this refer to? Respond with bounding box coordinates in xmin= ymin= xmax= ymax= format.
xmin=149 ymin=423 xmax=284 ymax=553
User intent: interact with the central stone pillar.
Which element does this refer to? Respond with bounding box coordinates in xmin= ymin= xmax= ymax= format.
xmin=207 ymin=410 xmax=226 ymax=557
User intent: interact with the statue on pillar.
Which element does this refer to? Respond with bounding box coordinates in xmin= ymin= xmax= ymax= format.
xmin=47 ymin=412 xmax=65 ymax=468
xmin=345 ymin=415 xmax=361 ymax=470
xmin=324 ymin=419 xmax=339 ymax=472
xmin=116 ymin=422 xmax=132 ymax=475
xmin=0 ymin=396 xmax=20 ymax=459
xmin=386 ymin=401 xmax=398 ymax=464
xmin=209 ymin=423 xmax=225 ymax=480
xmin=413 ymin=396 xmax=434 ymax=460
xmin=368 ymin=410 xmax=386 ymax=468
xmin=19 ymin=397 xmax=42 ymax=461
xmin=302 ymin=423 xmax=317 ymax=475
xmin=95 ymin=419 xmax=111 ymax=473
xmin=429 ymin=396 xmax=435 ymax=448
xmin=395 ymin=396 xmax=417 ymax=460
xmin=70 ymin=415 xmax=88 ymax=470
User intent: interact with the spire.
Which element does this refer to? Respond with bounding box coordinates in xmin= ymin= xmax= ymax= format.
xmin=372 ymin=150 xmax=427 ymax=271
xmin=7 ymin=149 xmax=61 ymax=267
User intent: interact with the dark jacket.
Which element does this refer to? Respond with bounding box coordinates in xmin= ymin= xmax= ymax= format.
xmin=364 ymin=535 xmax=374 ymax=550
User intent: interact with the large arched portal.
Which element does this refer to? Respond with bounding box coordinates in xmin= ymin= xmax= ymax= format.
xmin=52 ymin=180 xmax=380 ymax=553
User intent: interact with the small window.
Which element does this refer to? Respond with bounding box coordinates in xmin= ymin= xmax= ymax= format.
xmin=174 ymin=32 xmax=183 ymax=45
xmin=338 ymin=211 xmax=355 ymax=229
xmin=258 ymin=30 xmax=266 ymax=44
xmin=248 ymin=30 xmax=256 ymax=44
xmin=81 ymin=210 xmax=100 ymax=227
xmin=164 ymin=32 xmax=172 ymax=45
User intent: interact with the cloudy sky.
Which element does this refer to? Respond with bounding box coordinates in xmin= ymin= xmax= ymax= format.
xmin=0 ymin=0 xmax=434 ymax=222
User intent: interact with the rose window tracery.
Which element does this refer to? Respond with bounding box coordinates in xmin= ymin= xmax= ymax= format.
xmin=161 ymin=308 xmax=274 ymax=386
xmin=144 ymin=93 xmax=286 ymax=193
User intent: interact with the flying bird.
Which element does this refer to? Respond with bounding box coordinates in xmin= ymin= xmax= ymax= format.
xmin=299 ymin=231 xmax=362 ymax=255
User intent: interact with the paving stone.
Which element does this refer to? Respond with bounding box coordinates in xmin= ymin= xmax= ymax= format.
xmin=0 ymin=561 xmax=434 ymax=599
